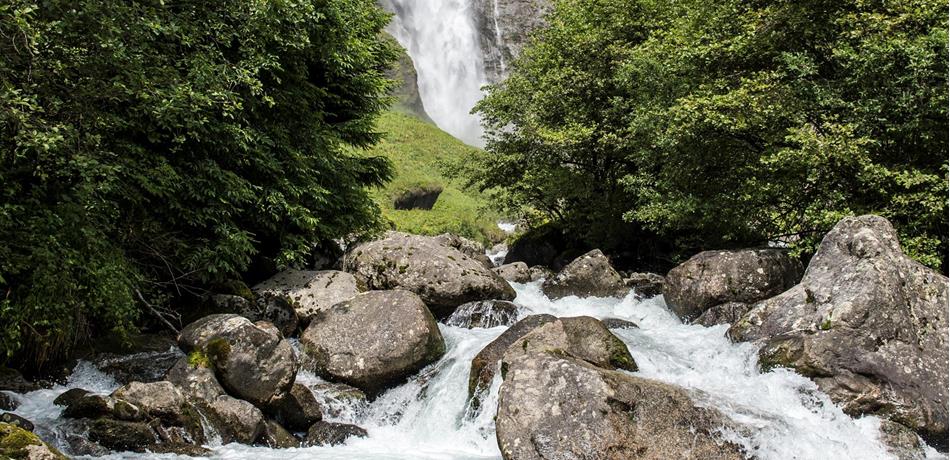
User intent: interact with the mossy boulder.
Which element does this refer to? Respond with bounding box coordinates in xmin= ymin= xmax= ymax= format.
xmin=0 ymin=422 xmax=68 ymax=459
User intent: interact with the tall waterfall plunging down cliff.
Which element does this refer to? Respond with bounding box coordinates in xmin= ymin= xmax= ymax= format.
xmin=385 ymin=0 xmax=489 ymax=146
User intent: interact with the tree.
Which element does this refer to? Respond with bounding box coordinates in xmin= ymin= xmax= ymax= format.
xmin=0 ymin=0 xmax=396 ymax=366
xmin=472 ymin=0 xmax=948 ymax=271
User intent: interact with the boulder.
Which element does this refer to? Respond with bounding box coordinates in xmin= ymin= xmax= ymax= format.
xmin=61 ymin=393 xmax=112 ymax=420
xmin=445 ymin=300 xmax=520 ymax=329
xmin=257 ymin=419 xmax=300 ymax=448
xmin=693 ymin=302 xmax=753 ymax=327
xmin=623 ymin=272 xmax=666 ymax=298
xmin=206 ymin=395 xmax=266 ymax=445
xmin=493 ymin=262 xmax=530 ymax=283
xmin=528 ymin=266 xmax=553 ymax=282
xmin=879 ymin=420 xmax=926 ymax=460
xmin=53 ymin=388 xmax=89 ymax=408
xmin=0 ymin=393 xmax=16 ymax=411
xmin=163 ymin=356 xmax=226 ymax=403
xmin=0 ymin=413 xmax=32 ymax=432
xmin=601 ymin=318 xmax=638 ymax=330
xmin=433 ymin=233 xmax=494 ymax=269
xmin=307 ymin=382 xmax=367 ymax=419
xmin=304 ymin=421 xmax=367 ymax=446
xmin=502 ymin=316 xmax=637 ymax=373
xmin=344 ymin=232 xmax=514 ymax=316
xmin=541 ymin=250 xmax=627 ymax=299
xmin=729 ymin=216 xmax=949 ymax=445
xmin=468 ymin=314 xmax=557 ymax=398
xmin=87 ymin=418 xmax=156 ymax=452
xmin=495 ymin=351 xmax=745 ymax=460
xmin=666 ymin=248 xmax=802 ymax=321
xmin=266 ymin=383 xmax=322 ymax=431
xmin=217 ymin=292 xmax=299 ymax=337
xmin=252 ymin=269 xmax=361 ymax=324
xmin=300 ymin=290 xmax=445 ymax=394
xmin=112 ymin=381 xmax=186 ymax=424
xmin=178 ymin=314 xmax=297 ymax=407
xmin=89 ymin=336 xmax=183 ymax=384
xmin=0 ymin=422 xmax=68 ymax=460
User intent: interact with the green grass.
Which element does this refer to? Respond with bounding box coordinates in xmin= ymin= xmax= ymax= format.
xmin=362 ymin=111 xmax=504 ymax=245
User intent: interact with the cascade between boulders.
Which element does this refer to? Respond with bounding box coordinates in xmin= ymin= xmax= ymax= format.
xmin=2 ymin=217 xmax=947 ymax=460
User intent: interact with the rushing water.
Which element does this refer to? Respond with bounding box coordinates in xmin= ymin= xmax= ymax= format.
xmin=4 ymin=281 xmax=947 ymax=459
xmin=384 ymin=0 xmax=488 ymax=146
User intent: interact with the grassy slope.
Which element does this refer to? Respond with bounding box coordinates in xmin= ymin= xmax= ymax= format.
xmin=363 ymin=111 xmax=503 ymax=245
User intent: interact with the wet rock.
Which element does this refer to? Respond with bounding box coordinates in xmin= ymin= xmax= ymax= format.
xmin=112 ymin=381 xmax=187 ymax=425
xmin=164 ymin=356 xmax=226 ymax=403
xmin=0 ymin=422 xmax=68 ymax=459
xmin=445 ymin=300 xmax=520 ymax=329
xmin=300 ymin=290 xmax=445 ymax=394
xmin=61 ymin=393 xmax=112 ymax=419
xmin=693 ymin=302 xmax=753 ymax=327
xmin=624 ymin=272 xmax=666 ymax=297
xmin=266 ymin=383 xmax=322 ymax=431
xmin=214 ymin=292 xmax=299 ymax=337
xmin=344 ymin=232 xmax=514 ymax=316
xmin=257 ymin=419 xmax=300 ymax=448
xmin=53 ymin=388 xmax=89 ymax=408
xmin=304 ymin=421 xmax=367 ymax=446
xmin=0 ymin=393 xmax=16 ymax=411
xmin=65 ymin=430 xmax=110 ymax=456
xmin=472 ymin=0 xmax=551 ymax=82
xmin=541 ymin=249 xmax=627 ymax=299
xmin=307 ymin=382 xmax=367 ymax=419
xmin=729 ymin=216 xmax=949 ymax=444
xmin=253 ymin=269 xmax=361 ymax=324
xmin=503 ymin=316 xmax=637 ymax=373
xmin=178 ymin=314 xmax=297 ymax=407
xmin=381 ymin=33 xmax=432 ymax=122
xmin=0 ymin=413 xmax=33 ymax=432
xmin=601 ymin=318 xmax=638 ymax=330
xmin=433 ymin=233 xmax=495 ymax=269
xmin=495 ymin=351 xmax=745 ymax=460
xmin=666 ymin=248 xmax=802 ymax=321
xmin=87 ymin=418 xmax=156 ymax=452
xmin=528 ymin=266 xmax=553 ymax=282
xmin=493 ymin=262 xmax=531 ymax=283
xmin=877 ymin=419 xmax=925 ymax=460
xmin=150 ymin=444 xmax=213 ymax=456
xmin=89 ymin=335 xmax=183 ymax=384
xmin=206 ymin=395 xmax=266 ymax=445
xmin=393 ymin=186 xmax=442 ymax=210
xmin=0 ymin=368 xmax=37 ymax=393
xmin=468 ymin=314 xmax=557 ymax=398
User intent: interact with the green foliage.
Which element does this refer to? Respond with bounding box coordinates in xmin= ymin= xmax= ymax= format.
xmin=0 ymin=0 xmax=395 ymax=366
xmin=367 ymin=112 xmax=504 ymax=244
xmin=473 ymin=0 xmax=948 ymax=270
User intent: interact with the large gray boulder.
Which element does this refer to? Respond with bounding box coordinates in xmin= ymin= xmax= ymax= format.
xmin=433 ymin=233 xmax=494 ymax=269
xmin=729 ymin=216 xmax=949 ymax=444
xmin=541 ymin=250 xmax=627 ymax=299
xmin=253 ymin=269 xmax=361 ymax=324
xmin=266 ymin=383 xmax=322 ymax=431
xmin=178 ymin=314 xmax=297 ymax=407
xmin=111 ymin=381 xmax=187 ymax=425
xmin=666 ymin=248 xmax=803 ymax=321
xmin=164 ymin=356 xmax=226 ymax=403
xmin=495 ymin=351 xmax=745 ymax=460
xmin=693 ymin=302 xmax=753 ymax=327
xmin=206 ymin=395 xmax=266 ymax=444
xmin=468 ymin=314 xmax=557 ymax=398
xmin=493 ymin=262 xmax=531 ymax=283
xmin=344 ymin=232 xmax=515 ymax=316
xmin=300 ymin=290 xmax=445 ymax=394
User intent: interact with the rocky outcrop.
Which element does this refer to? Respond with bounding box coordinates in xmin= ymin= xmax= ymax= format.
xmin=666 ymin=248 xmax=803 ymax=321
xmin=445 ymin=300 xmax=520 ymax=329
xmin=472 ymin=0 xmax=551 ymax=82
xmin=300 ymin=290 xmax=445 ymax=394
xmin=178 ymin=314 xmax=297 ymax=407
xmin=468 ymin=314 xmax=557 ymax=398
xmin=729 ymin=216 xmax=949 ymax=445
xmin=493 ymin=262 xmax=531 ymax=283
xmin=252 ymin=269 xmax=362 ymax=324
xmin=0 ymin=422 xmax=67 ymax=460
xmin=541 ymin=250 xmax=627 ymax=299
xmin=693 ymin=302 xmax=753 ymax=327
xmin=382 ymin=33 xmax=431 ymax=122
xmin=304 ymin=421 xmax=368 ymax=446
xmin=344 ymin=232 xmax=514 ymax=316
xmin=623 ymin=272 xmax=666 ymax=298
xmin=495 ymin=351 xmax=745 ymax=460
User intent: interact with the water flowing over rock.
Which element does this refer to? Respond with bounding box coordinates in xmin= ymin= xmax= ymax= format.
xmin=495 ymin=351 xmax=745 ymax=460
xmin=493 ymin=262 xmax=531 ymax=283
xmin=344 ymin=232 xmax=515 ymax=316
xmin=300 ymin=290 xmax=445 ymax=395
xmin=472 ymin=0 xmax=551 ymax=82
xmin=445 ymin=300 xmax=520 ymax=329
xmin=252 ymin=269 xmax=362 ymax=324
xmin=665 ymin=248 xmax=803 ymax=321
xmin=178 ymin=314 xmax=297 ymax=408
xmin=541 ymin=249 xmax=627 ymax=299
xmin=729 ymin=215 xmax=949 ymax=445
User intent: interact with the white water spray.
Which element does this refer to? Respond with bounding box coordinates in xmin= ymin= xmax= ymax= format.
xmin=385 ymin=0 xmax=488 ymax=146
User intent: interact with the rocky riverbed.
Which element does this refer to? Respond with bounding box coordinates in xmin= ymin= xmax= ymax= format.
xmin=1 ymin=216 xmax=947 ymax=459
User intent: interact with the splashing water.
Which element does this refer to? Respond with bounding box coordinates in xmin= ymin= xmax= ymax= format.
xmin=384 ymin=0 xmax=488 ymax=146
xmin=8 ymin=281 xmax=948 ymax=459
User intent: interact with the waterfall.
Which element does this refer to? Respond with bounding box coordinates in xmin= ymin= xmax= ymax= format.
xmin=384 ymin=0 xmax=488 ymax=146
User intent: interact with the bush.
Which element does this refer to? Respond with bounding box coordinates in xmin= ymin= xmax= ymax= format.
xmin=0 ymin=0 xmax=395 ymax=366
xmin=472 ymin=0 xmax=948 ymax=271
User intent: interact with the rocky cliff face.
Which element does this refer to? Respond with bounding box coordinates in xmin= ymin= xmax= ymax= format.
xmin=472 ymin=0 xmax=551 ymax=82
